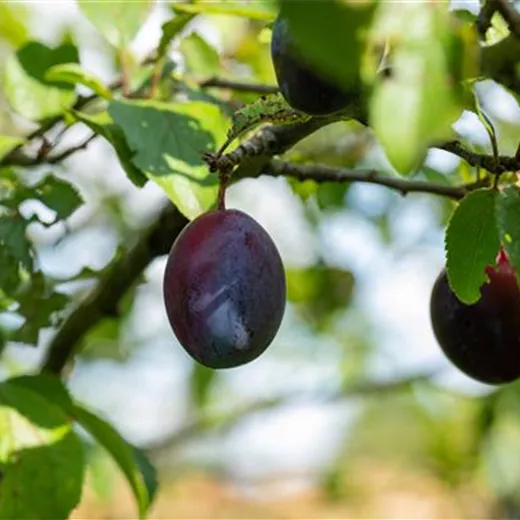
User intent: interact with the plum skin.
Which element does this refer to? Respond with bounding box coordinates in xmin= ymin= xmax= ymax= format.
xmin=163 ymin=209 xmax=286 ymax=369
xmin=271 ymin=15 xmax=350 ymax=116
xmin=430 ymin=263 xmax=520 ymax=385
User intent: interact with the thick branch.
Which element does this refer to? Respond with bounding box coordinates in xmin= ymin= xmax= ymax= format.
xmin=477 ymin=0 xmax=499 ymax=38
xmin=259 ymin=159 xmax=481 ymax=199
xmin=41 ymin=203 xmax=188 ymax=375
xmin=494 ymin=0 xmax=520 ymax=39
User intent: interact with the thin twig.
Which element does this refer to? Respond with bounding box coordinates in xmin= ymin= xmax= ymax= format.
xmin=439 ymin=141 xmax=518 ymax=173
xmin=46 ymin=134 xmax=98 ymax=164
xmin=260 ymin=159 xmax=483 ymax=200
xmin=200 ymin=77 xmax=279 ymax=95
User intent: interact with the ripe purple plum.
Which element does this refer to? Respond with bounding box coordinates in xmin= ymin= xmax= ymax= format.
xmin=163 ymin=209 xmax=286 ymax=369
xmin=430 ymin=252 xmax=520 ymax=384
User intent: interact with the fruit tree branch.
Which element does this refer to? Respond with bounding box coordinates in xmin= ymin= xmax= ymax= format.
xmin=200 ymin=77 xmax=279 ymax=94
xmin=41 ymin=203 xmax=189 ymax=375
xmin=477 ymin=0 xmax=499 ymax=38
xmin=494 ymin=0 xmax=520 ymax=40
xmin=439 ymin=141 xmax=518 ymax=173
xmin=259 ymin=159 xmax=484 ymax=199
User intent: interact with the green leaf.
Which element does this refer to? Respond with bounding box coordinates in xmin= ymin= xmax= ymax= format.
xmin=12 ymin=272 xmax=69 ymax=345
xmin=286 ymin=265 xmax=355 ymax=329
xmin=445 ymin=189 xmax=500 ymax=304
xmin=11 ymin=374 xmax=157 ymax=519
xmin=45 ymin=63 xmax=112 ymax=99
xmin=173 ymin=1 xmax=277 ymax=22
xmin=109 ymin=99 xmax=229 ymax=220
xmin=4 ymin=41 xmax=79 ymax=121
xmin=0 ymin=136 xmax=24 ymax=161
xmin=179 ymin=32 xmax=220 ymax=78
xmin=78 ymin=0 xmax=153 ymax=48
xmin=158 ymin=12 xmax=196 ymax=60
xmin=370 ymin=3 xmax=464 ymax=174
xmin=31 ymin=174 xmax=83 ymax=221
xmin=70 ymin=110 xmax=147 ymax=187
xmin=190 ymin=363 xmax=216 ymax=409
xmin=0 ymin=380 xmax=85 ymax=520
xmin=0 ymin=2 xmax=29 ymax=47
xmin=279 ymin=0 xmax=376 ymax=90
xmin=496 ymin=187 xmax=520 ymax=281
xmin=0 ymin=247 xmax=21 ymax=295
xmin=73 ymin=407 xmax=157 ymax=519
xmin=10 ymin=374 xmax=74 ymax=410
xmin=0 ymin=215 xmax=32 ymax=270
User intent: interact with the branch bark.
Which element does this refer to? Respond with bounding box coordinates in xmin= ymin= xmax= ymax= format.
xmin=41 ymin=203 xmax=189 ymax=375
xmin=494 ymin=0 xmax=520 ymax=40
xmin=260 ymin=159 xmax=484 ymax=199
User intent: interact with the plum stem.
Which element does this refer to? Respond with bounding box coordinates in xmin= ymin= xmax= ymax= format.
xmin=217 ymin=177 xmax=227 ymax=210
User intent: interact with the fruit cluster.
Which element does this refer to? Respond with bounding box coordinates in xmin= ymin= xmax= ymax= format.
xmin=163 ymin=13 xmax=520 ymax=382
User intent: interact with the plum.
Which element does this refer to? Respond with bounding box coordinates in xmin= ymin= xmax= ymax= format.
xmin=430 ymin=253 xmax=520 ymax=384
xmin=271 ymin=15 xmax=350 ymax=116
xmin=163 ymin=209 xmax=286 ymax=369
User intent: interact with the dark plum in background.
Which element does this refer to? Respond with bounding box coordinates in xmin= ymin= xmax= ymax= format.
xmin=163 ymin=209 xmax=286 ymax=369
xmin=271 ymin=15 xmax=350 ymax=116
xmin=430 ymin=256 xmax=520 ymax=385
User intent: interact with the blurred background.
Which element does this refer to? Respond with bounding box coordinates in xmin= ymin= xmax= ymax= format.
xmin=3 ymin=0 xmax=520 ymax=518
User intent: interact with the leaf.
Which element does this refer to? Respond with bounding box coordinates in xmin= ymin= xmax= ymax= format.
xmin=445 ymin=189 xmax=500 ymax=304
xmin=0 ymin=247 xmax=21 ymax=295
xmin=78 ymin=0 xmax=153 ymax=48
xmin=158 ymin=12 xmax=195 ymax=60
xmin=190 ymin=363 xmax=216 ymax=409
xmin=172 ymin=1 xmax=277 ymax=22
xmin=286 ymin=265 xmax=355 ymax=330
xmin=179 ymin=32 xmax=220 ymax=78
xmin=4 ymin=41 xmax=79 ymax=121
xmin=279 ymin=0 xmax=376 ymax=90
xmin=72 ymin=407 xmax=157 ymax=519
xmin=0 ymin=380 xmax=85 ymax=520
xmin=370 ymin=3 xmax=465 ymax=174
xmin=70 ymin=110 xmax=147 ymax=187
xmin=0 ymin=136 xmax=24 ymax=161
xmin=496 ymin=187 xmax=520 ymax=281
xmin=12 ymin=271 xmax=69 ymax=345
xmin=11 ymin=374 xmax=157 ymax=519
xmin=31 ymin=174 xmax=83 ymax=221
xmin=0 ymin=215 xmax=32 ymax=270
xmin=109 ymin=99 xmax=229 ymax=220
xmin=0 ymin=2 xmax=29 ymax=47
xmin=10 ymin=374 xmax=74 ymax=410
xmin=45 ymin=63 xmax=112 ymax=99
